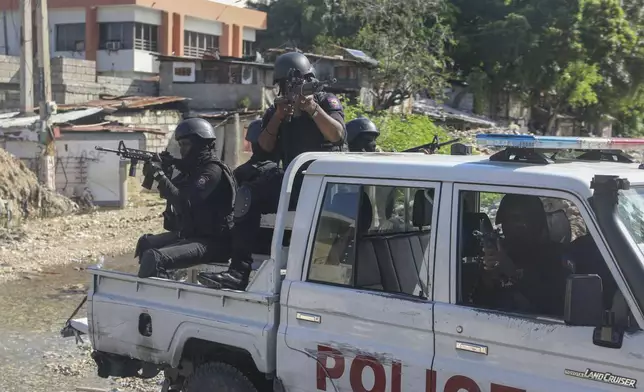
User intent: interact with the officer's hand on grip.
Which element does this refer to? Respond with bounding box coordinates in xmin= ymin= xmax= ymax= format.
xmin=298 ymin=95 xmax=317 ymax=115
xmin=143 ymin=161 xmax=164 ymax=179
xmin=275 ymin=100 xmax=294 ymax=121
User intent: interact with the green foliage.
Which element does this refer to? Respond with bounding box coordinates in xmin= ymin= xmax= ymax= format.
xmin=342 ymin=99 xmax=449 ymax=152
xmin=249 ymin=0 xmax=644 ymax=136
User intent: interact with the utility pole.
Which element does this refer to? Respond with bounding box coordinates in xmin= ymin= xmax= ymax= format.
xmin=19 ymin=0 xmax=34 ymax=114
xmin=35 ymin=0 xmax=55 ymax=189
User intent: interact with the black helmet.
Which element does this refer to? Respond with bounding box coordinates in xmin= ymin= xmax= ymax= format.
xmin=273 ymin=52 xmax=315 ymax=84
xmin=347 ymin=117 xmax=380 ymax=144
xmin=174 ymin=117 xmax=217 ymax=141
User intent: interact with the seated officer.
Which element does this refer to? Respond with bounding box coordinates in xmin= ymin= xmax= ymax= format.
xmin=476 ymin=194 xmax=571 ymax=317
xmin=136 ymin=117 xmax=237 ymax=278
xmin=204 ymin=51 xmax=347 ymax=290
xmin=346 ymin=117 xmax=380 ymax=152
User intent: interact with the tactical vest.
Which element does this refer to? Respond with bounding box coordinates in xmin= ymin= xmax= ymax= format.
xmin=279 ymin=92 xmax=347 ymax=167
xmin=162 ymin=158 xmax=237 ymax=235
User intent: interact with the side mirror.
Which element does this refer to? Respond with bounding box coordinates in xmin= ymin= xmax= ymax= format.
xmin=564 ymin=274 xmax=603 ymax=326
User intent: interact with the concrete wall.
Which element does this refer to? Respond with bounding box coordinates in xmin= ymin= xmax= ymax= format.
xmin=103 ymin=109 xmax=182 ymax=155
xmin=158 ymin=60 xmax=274 ymax=110
xmin=0 ymin=55 xmax=158 ymax=110
xmin=162 ymin=82 xmax=266 ymax=110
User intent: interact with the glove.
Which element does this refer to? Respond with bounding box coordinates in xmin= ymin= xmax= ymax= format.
xmin=143 ymin=161 xmax=164 ymax=179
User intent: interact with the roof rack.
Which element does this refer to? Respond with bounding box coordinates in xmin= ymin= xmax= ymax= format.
xmin=477 ymin=134 xmax=644 ymax=165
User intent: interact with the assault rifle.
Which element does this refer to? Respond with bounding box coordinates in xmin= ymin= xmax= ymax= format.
xmin=95 ymin=141 xmax=176 ymax=190
xmin=404 ymin=135 xmax=461 ymax=154
xmin=472 ymin=223 xmax=504 ymax=254
xmin=275 ymin=69 xmax=337 ymax=122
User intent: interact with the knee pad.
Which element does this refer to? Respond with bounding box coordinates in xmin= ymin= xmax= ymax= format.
xmin=234 ymin=185 xmax=253 ymax=221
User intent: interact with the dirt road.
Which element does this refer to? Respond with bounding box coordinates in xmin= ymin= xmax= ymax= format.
xmin=0 ymin=185 xmax=168 ymax=391
xmin=0 ymin=255 xmax=163 ymax=392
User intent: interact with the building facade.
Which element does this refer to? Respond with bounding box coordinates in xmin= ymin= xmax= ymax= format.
xmin=0 ymin=0 xmax=266 ymax=77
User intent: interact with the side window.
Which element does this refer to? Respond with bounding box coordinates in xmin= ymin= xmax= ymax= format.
xmin=307 ymin=182 xmax=435 ymax=298
xmin=456 ymin=190 xmax=617 ymax=319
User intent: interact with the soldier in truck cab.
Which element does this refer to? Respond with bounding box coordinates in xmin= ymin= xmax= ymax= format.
xmin=474 ymin=194 xmax=571 ymax=317
xmin=135 ymin=118 xmax=237 ymax=279
xmin=204 ymin=51 xmax=348 ymax=291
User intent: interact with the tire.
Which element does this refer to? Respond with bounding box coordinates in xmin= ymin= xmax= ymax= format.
xmin=184 ymin=362 xmax=258 ymax=392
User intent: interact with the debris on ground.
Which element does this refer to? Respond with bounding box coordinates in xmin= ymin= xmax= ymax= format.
xmin=0 ymin=148 xmax=78 ymax=227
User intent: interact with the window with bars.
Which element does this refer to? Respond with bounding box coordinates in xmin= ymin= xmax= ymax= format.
xmin=243 ymin=40 xmax=254 ymax=56
xmin=184 ymin=31 xmax=219 ymax=58
xmin=98 ymin=22 xmax=158 ymax=52
xmin=55 ymin=23 xmax=85 ymax=52
xmin=134 ymin=23 xmax=159 ymax=52
xmin=98 ymin=22 xmax=134 ymax=50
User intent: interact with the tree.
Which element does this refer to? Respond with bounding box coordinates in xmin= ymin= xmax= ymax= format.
xmin=450 ymin=0 xmax=642 ymax=134
xmin=246 ymin=0 xmax=333 ymax=51
xmin=340 ymin=0 xmax=453 ymax=109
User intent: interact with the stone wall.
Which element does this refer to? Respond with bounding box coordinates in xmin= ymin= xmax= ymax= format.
xmin=104 ymin=109 xmax=182 ymax=156
xmin=0 ymin=55 xmax=158 ymax=110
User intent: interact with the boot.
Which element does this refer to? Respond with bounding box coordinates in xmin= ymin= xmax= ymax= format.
xmin=198 ymin=268 xmax=250 ymax=290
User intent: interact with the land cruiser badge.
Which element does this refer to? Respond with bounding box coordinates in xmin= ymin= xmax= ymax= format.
xmin=565 ymin=368 xmax=637 ymax=389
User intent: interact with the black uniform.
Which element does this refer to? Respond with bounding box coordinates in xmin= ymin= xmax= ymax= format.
xmin=201 ymin=52 xmax=347 ymax=290
xmin=137 ymin=118 xmax=236 ymax=278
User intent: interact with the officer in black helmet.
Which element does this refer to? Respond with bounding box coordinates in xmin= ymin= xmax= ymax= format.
xmin=205 ymin=51 xmax=347 ymax=290
xmin=346 ymin=117 xmax=380 ymax=152
xmin=136 ymin=117 xmax=237 ymax=278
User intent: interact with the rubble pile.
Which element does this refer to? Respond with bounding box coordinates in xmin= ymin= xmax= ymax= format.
xmin=0 ymin=148 xmax=77 ymax=226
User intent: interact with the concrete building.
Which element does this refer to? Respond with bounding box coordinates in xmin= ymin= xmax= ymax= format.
xmin=0 ymin=96 xmax=186 ymax=206
xmin=0 ymin=0 xmax=266 ymax=77
xmin=157 ymin=54 xmax=274 ymax=110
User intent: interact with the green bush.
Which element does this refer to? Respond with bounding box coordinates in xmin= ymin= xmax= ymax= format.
xmin=342 ymin=99 xmax=450 ymax=153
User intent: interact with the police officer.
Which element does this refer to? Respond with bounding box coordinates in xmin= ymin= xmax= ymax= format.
xmin=136 ymin=117 xmax=237 ymax=278
xmin=204 ymin=51 xmax=347 ymax=290
xmin=232 ymin=119 xmax=280 ymax=185
xmin=346 ymin=117 xmax=380 ymax=152
xmin=477 ymin=194 xmax=570 ymax=317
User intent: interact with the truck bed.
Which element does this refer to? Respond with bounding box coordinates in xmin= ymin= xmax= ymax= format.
xmin=87 ymin=267 xmax=279 ymax=373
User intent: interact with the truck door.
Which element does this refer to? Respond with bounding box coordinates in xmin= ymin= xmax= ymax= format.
xmin=278 ymin=178 xmax=443 ymax=391
xmin=431 ymin=184 xmax=644 ymax=391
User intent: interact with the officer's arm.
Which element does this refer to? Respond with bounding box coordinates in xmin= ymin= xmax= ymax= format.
xmin=157 ymin=166 xmax=221 ymax=210
xmin=309 ymin=94 xmax=345 ymax=144
xmin=258 ymin=106 xmax=281 ymax=152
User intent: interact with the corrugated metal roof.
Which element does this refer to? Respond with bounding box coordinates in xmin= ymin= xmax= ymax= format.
xmin=56 ymin=96 xmax=188 ymax=111
xmin=0 ymin=107 xmax=103 ymax=129
xmin=59 ymin=124 xmax=167 ymax=135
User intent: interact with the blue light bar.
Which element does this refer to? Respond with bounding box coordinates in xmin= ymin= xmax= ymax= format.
xmin=476 ymin=134 xmax=644 ymax=150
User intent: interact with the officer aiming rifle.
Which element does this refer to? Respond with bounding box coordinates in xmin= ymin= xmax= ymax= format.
xmin=95 ymin=141 xmax=176 ymax=189
xmin=274 ymin=68 xmax=337 ymax=122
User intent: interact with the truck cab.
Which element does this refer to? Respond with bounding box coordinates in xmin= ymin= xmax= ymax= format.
xmin=66 ymin=134 xmax=644 ymax=392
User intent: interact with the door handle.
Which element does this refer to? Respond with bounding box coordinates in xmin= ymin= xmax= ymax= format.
xmin=296 ymin=312 xmax=321 ymax=323
xmin=456 ymin=341 xmax=488 ymax=355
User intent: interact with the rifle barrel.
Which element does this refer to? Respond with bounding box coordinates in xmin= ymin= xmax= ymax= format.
xmin=95 ymin=146 xmax=120 ymax=153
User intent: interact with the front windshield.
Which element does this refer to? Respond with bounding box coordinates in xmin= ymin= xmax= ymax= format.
xmin=617 ymin=186 xmax=644 ymax=255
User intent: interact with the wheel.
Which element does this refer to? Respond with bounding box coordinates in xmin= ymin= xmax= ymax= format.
xmin=184 ymin=362 xmax=258 ymax=392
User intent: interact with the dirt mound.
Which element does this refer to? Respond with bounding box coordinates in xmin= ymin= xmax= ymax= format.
xmin=0 ymin=148 xmax=77 ymax=226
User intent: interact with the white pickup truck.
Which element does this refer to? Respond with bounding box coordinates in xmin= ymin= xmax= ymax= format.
xmin=64 ymin=134 xmax=644 ymax=392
